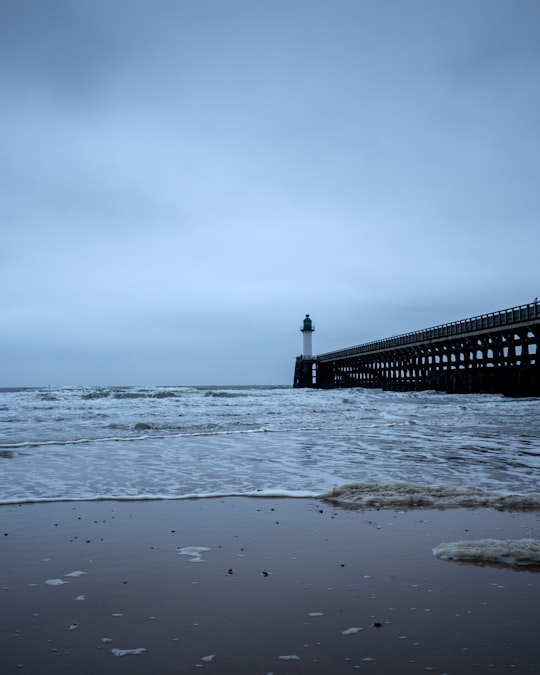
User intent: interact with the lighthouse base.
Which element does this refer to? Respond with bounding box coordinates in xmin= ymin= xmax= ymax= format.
xmin=293 ymin=357 xmax=317 ymax=388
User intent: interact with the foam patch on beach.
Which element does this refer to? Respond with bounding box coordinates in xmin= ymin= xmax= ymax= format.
xmin=111 ymin=647 xmax=146 ymax=657
xmin=321 ymin=482 xmax=540 ymax=510
xmin=279 ymin=655 xmax=301 ymax=660
xmin=432 ymin=538 xmax=540 ymax=567
xmin=342 ymin=626 xmax=363 ymax=635
xmin=177 ymin=546 xmax=211 ymax=562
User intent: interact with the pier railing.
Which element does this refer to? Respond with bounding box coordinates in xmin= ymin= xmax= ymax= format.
xmin=317 ymin=301 xmax=540 ymax=362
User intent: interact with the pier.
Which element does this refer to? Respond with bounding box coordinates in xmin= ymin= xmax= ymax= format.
xmin=294 ymin=301 xmax=540 ymax=396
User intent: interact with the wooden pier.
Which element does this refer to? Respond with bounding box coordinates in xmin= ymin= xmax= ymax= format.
xmin=294 ymin=301 xmax=540 ymax=396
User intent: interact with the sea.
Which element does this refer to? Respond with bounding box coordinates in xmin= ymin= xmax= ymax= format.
xmin=0 ymin=385 xmax=539 ymax=507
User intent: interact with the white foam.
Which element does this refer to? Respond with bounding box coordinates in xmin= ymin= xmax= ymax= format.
xmin=278 ymin=655 xmax=301 ymax=660
xmin=65 ymin=570 xmax=86 ymax=577
xmin=246 ymin=489 xmax=316 ymax=498
xmin=201 ymin=655 xmax=216 ymax=662
xmin=74 ymin=595 xmax=86 ymax=601
xmin=341 ymin=627 xmax=363 ymax=635
xmin=433 ymin=538 xmax=540 ymax=566
xmin=322 ymin=482 xmax=540 ymax=510
xmin=45 ymin=579 xmax=67 ymax=586
xmin=177 ymin=546 xmax=211 ymax=562
xmin=111 ymin=648 xmax=146 ymax=657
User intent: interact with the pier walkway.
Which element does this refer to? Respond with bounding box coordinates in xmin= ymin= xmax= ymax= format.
xmin=294 ymin=301 xmax=540 ymax=396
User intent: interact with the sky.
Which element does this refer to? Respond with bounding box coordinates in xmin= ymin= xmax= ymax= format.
xmin=1 ymin=0 xmax=539 ymax=386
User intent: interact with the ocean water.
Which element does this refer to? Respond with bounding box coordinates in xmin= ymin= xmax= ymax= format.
xmin=0 ymin=385 xmax=539 ymax=506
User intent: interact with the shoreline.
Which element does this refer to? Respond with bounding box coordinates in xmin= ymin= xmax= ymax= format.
xmin=2 ymin=497 xmax=539 ymax=674
xmin=3 ymin=479 xmax=540 ymax=509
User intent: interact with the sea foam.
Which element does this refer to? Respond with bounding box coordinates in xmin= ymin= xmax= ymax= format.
xmin=111 ymin=648 xmax=146 ymax=657
xmin=321 ymin=482 xmax=540 ymax=510
xmin=432 ymin=538 xmax=540 ymax=566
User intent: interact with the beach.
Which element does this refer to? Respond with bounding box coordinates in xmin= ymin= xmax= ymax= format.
xmin=2 ymin=497 xmax=539 ymax=674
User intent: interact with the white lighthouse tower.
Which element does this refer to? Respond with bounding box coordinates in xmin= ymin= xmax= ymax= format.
xmin=294 ymin=314 xmax=317 ymax=388
xmin=301 ymin=314 xmax=314 ymax=358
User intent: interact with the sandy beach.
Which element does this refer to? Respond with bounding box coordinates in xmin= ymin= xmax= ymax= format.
xmin=1 ymin=497 xmax=539 ymax=674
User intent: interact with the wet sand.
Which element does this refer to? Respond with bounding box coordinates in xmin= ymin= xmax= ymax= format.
xmin=1 ymin=497 xmax=539 ymax=674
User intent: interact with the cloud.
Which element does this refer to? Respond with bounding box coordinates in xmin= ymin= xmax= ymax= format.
xmin=1 ymin=0 xmax=539 ymax=385
xmin=448 ymin=1 xmax=540 ymax=84
xmin=0 ymin=0 xmax=115 ymax=104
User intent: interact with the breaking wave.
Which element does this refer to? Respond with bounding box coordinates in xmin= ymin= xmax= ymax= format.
xmin=81 ymin=388 xmax=179 ymax=400
xmin=0 ymin=425 xmax=274 ymax=450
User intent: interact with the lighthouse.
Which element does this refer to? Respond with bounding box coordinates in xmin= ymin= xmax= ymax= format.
xmin=294 ymin=314 xmax=317 ymax=387
xmin=301 ymin=314 xmax=314 ymax=358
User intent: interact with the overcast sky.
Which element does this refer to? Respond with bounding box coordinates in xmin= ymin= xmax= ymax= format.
xmin=1 ymin=0 xmax=539 ymax=386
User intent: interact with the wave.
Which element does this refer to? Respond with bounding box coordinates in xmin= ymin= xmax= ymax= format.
xmin=2 ymin=482 xmax=540 ymax=511
xmin=0 ymin=489 xmax=318 ymax=506
xmin=81 ymin=389 xmax=112 ymax=399
xmin=204 ymin=391 xmax=245 ymax=398
xmin=113 ymin=391 xmax=178 ymax=400
xmin=79 ymin=386 xmax=270 ymax=401
xmin=0 ymin=426 xmax=277 ymax=450
xmin=81 ymin=388 xmax=179 ymax=400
